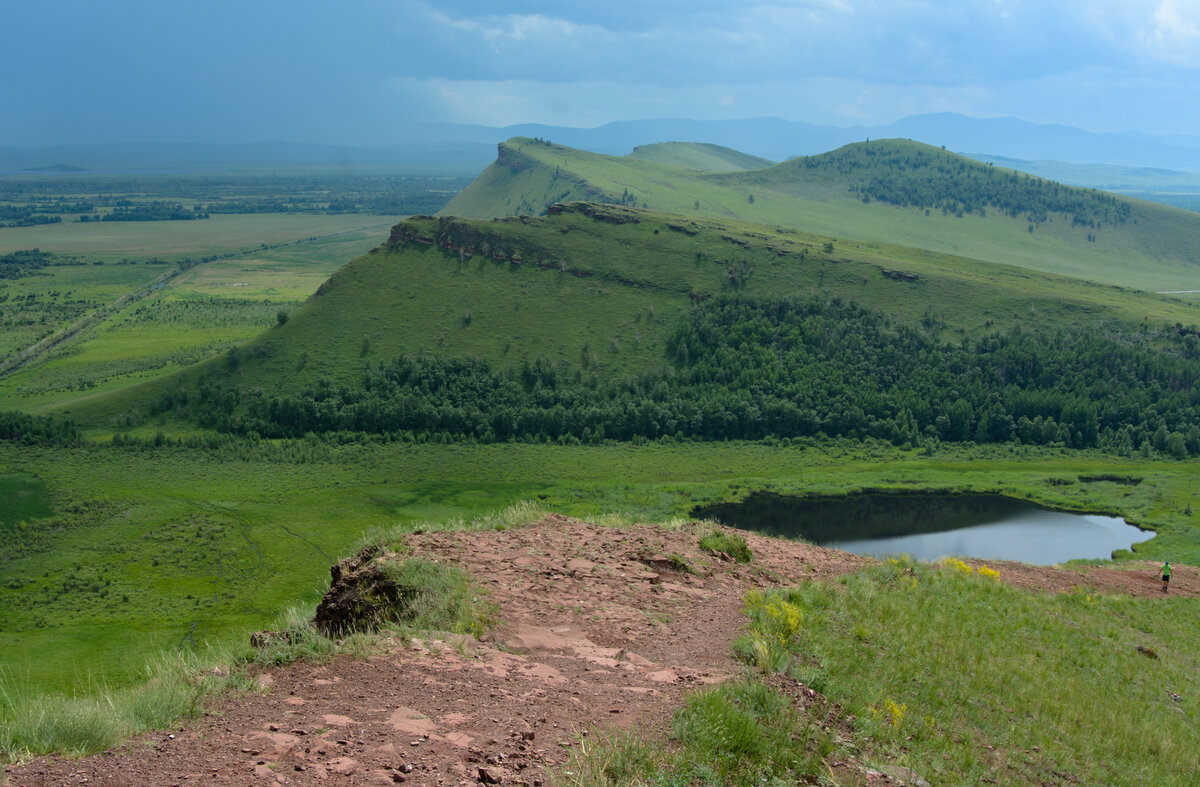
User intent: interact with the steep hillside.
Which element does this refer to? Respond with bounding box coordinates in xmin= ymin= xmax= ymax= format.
xmin=628 ymin=142 xmax=775 ymax=172
xmin=66 ymin=202 xmax=1200 ymax=445
xmin=441 ymin=138 xmax=1200 ymax=294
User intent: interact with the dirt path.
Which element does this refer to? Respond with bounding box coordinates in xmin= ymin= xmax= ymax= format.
xmin=964 ymin=556 xmax=1199 ymax=597
xmin=6 ymin=517 xmax=1191 ymax=786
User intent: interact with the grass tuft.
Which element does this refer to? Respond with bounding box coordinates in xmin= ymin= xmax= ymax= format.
xmin=376 ymin=557 xmax=496 ymax=639
xmin=550 ymin=678 xmax=830 ymax=786
xmin=699 ymin=529 xmax=752 ymax=563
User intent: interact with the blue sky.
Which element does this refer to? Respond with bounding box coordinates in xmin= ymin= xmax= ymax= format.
xmin=5 ymin=0 xmax=1199 ymax=145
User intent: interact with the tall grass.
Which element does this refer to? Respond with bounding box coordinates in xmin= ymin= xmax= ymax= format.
xmin=561 ymin=557 xmax=1200 ymax=786
xmin=552 ymin=678 xmax=833 ymax=786
xmin=0 ymin=646 xmax=239 ymax=761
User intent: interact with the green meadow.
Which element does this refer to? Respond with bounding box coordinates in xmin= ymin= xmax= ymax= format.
xmin=2 ymin=439 xmax=1198 ymax=696
xmin=566 ymin=559 xmax=1200 ymax=786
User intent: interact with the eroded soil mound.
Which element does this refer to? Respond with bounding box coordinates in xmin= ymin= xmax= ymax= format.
xmin=6 ymin=516 xmax=1192 ymax=786
xmin=313 ymin=545 xmax=410 ymax=636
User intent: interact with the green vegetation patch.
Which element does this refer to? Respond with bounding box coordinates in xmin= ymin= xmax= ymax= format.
xmin=698 ymin=529 xmax=752 ymax=563
xmin=785 ymin=140 xmax=1130 ymax=227
xmin=553 ymin=678 xmax=832 ymax=786
xmin=783 ymin=558 xmax=1200 ymax=785
xmin=0 ymin=473 xmax=50 ymax=527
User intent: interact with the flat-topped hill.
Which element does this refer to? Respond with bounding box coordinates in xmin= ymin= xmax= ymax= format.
xmin=628 ymin=141 xmax=775 ymax=172
xmin=442 ymin=138 xmax=1200 ymax=294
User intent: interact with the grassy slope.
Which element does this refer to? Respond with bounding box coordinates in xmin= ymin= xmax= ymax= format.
xmin=577 ymin=567 xmax=1200 ymax=785
xmin=441 ymin=138 xmax=1200 ymax=294
xmin=628 ymin=142 xmax=775 ymax=172
xmin=57 ymin=201 xmax=1200 ymax=431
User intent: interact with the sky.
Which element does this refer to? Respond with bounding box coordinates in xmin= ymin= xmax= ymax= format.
xmin=4 ymin=0 xmax=1200 ymax=146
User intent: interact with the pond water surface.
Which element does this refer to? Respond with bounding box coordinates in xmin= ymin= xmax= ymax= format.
xmin=693 ymin=492 xmax=1153 ymax=565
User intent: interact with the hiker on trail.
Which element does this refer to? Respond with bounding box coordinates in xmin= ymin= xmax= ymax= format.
xmin=1162 ymin=561 xmax=1171 ymax=592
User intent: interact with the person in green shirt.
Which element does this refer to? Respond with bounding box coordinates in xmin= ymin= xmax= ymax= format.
xmin=1162 ymin=561 xmax=1171 ymax=592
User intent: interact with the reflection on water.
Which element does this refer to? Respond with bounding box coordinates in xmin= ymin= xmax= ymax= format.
xmin=693 ymin=492 xmax=1153 ymax=565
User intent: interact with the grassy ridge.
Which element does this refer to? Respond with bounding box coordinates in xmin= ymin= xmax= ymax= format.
xmin=442 ymin=138 xmax=1200 ymax=293
xmin=628 ymin=142 xmax=775 ymax=172
xmin=60 ymin=202 xmax=1200 ymax=432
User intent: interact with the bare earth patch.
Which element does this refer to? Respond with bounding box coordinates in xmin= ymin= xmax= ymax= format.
xmin=6 ymin=515 xmax=1190 ymax=786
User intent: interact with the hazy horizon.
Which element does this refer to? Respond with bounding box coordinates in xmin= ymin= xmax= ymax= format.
xmin=6 ymin=1 xmax=1200 ymax=147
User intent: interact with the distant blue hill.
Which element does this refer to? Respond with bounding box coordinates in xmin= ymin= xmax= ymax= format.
xmin=403 ymin=114 xmax=1200 ymax=171
xmin=5 ymin=114 xmax=1200 ymax=176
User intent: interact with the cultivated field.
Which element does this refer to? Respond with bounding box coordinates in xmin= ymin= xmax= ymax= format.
xmin=0 ymin=223 xmax=387 ymax=412
xmin=0 ymin=214 xmax=389 ymax=261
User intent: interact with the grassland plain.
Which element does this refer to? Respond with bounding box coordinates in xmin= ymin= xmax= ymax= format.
xmin=1 ymin=438 xmax=1198 ymax=699
xmin=441 ymin=138 xmax=1200 ymax=294
xmin=4 ymin=152 xmax=1200 ymax=778
xmin=0 ymin=213 xmax=389 ymax=262
xmin=59 ymin=203 xmax=1200 ymax=434
xmin=0 ymin=225 xmax=387 ymax=413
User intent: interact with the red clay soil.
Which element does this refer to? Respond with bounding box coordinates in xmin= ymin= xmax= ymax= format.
xmin=5 ymin=516 xmax=1192 ymax=787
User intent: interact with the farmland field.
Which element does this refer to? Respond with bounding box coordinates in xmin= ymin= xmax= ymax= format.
xmin=0 ymin=214 xmax=390 ymax=261
xmin=0 ymin=222 xmax=388 ymax=412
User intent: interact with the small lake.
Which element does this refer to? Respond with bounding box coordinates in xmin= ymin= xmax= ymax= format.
xmin=693 ymin=492 xmax=1153 ymax=565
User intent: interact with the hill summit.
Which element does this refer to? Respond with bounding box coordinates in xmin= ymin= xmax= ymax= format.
xmin=441 ymin=137 xmax=1200 ymax=294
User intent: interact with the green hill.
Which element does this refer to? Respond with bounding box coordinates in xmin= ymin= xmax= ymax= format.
xmin=441 ymin=138 xmax=1200 ymax=295
xmin=63 ymin=202 xmax=1200 ymax=455
xmin=628 ymin=142 xmax=775 ymax=172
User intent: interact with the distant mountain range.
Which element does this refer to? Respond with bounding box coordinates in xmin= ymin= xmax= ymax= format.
xmin=5 ymin=114 xmax=1200 ymax=178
